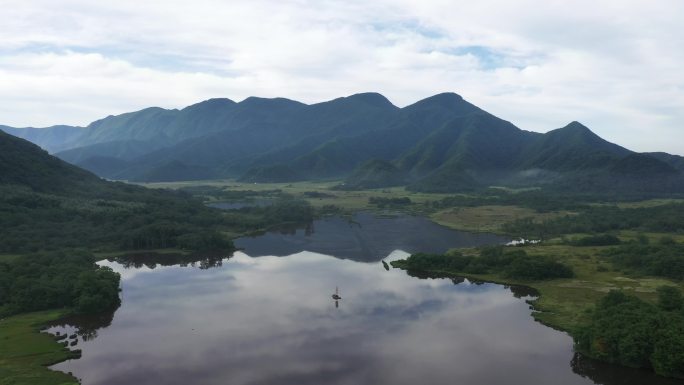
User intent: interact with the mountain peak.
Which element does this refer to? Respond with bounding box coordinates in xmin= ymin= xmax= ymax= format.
xmin=402 ymin=92 xmax=481 ymax=119
xmin=405 ymin=92 xmax=477 ymax=109
xmin=549 ymin=121 xmax=600 ymax=139
xmin=344 ymin=92 xmax=397 ymax=109
xmin=562 ymin=121 xmax=591 ymax=131
xmin=182 ymin=98 xmax=236 ymax=111
xmin=422 ymin=92 xmax=463 ymax=105
xmin=240 ymin=96 xmax=305 ymax=108
xmin=538 ymin=121 xmax=631 ymax=160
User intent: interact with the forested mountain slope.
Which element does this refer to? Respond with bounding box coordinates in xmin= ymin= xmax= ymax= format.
xmin=3 ymin=92 xmax=683 ymax=194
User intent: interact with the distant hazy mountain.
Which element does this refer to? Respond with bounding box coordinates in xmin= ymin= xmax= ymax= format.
xmin=2 ymin=92 xmax=683 ymax=194
xmin=0 ymin=124 xmax=85 ymax=153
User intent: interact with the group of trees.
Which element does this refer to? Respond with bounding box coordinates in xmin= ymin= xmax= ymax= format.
xmin=575 ymin=289 xmax=684 ymax=378
xmin=602 ymin=241 xmax=684 ymax=281
xmin=0 ymin=251 xmax=121 ymax=317
xmin=502 ymin=203 xmax=684 ymax=239
xmin=568 ymin=234 xmax=622 ymax=247
xmin=220 ymin=198 xmax=315 ymax=233
xmin=0 ymin=184 xmax=235 ymax=254
xmin=395 ymin=246 xmax=574 ymax=281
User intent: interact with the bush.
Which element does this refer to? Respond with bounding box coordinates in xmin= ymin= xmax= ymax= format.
xmin=570 ymin=234 xmax=621 ymax=247
xmin=657 ymin=286 xmax=683 ymax=311
xmin=504 ymin=256 xmax=574 ymax=280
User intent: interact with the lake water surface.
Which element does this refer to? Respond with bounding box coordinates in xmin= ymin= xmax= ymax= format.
xmin=234 ymin=212 xmax=508 ymax=261
xmin=46 ymin=214 xmax=679 ymax=385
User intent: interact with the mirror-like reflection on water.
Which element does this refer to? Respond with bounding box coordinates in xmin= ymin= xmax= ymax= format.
xmin=45 ymin=249 xmax=678 ymax=385
xmin=234 ymin=212 xmax=508 ymax=261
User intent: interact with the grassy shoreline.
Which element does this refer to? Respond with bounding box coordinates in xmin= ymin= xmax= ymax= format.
xmin=0 ymin=310 xmax=79 ymax=385
xmin=393 ymin=242 xmax=682 ymax=333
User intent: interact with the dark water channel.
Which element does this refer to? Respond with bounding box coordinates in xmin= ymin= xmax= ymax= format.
xmin=45 ymin=214 xmax=679 ymax=385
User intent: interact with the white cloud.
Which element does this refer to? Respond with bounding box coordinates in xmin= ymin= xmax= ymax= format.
xmin=0 ymin=0 xmax=682 ymax=153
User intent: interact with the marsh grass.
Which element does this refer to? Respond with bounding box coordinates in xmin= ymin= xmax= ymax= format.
xmin=0 ymin=310 xmax=78 ymax=385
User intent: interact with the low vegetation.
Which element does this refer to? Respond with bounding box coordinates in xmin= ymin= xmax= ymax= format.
xmin=0 ymin=311 xmax=80 ymax=385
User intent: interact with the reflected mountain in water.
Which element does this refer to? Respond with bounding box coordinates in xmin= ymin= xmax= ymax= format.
xmin=45 ymin=250 xmax=675 ymax=385
xmin=234 ymin=212 xmax=508 ymax=262
xmin=109 ymin=252 xmax=232 ymax=270
xmin=404 ymin=269 xmax=539 ymax=299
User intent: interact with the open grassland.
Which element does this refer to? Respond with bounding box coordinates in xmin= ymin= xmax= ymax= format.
xmin=0 ymin=311 xmax=77 ymax=385
xmin=615 ymin=198 xmax=684 ymax=208
xmin=431 ymin=205 xmax=573 ymax=233
xmin=140 ymin=179 xmax=451 ymax=212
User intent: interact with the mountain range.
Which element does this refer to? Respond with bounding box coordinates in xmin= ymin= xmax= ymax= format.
xmin=3 ymin=92 xmax=684 ymax=194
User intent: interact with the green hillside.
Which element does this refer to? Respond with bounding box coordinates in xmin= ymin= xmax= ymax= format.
xmin=4 ymin=92 xmax=684 ymax=195
xmin=0 ymin=130 xmax=233 ymax=253
xmin=341 ymin=159 xmax=406 ymax=189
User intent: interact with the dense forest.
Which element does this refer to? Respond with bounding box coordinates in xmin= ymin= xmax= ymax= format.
xmin=575 ymin=289 xmax=684 ymax=378
xmin=0 ymin=251 xmax=120 ymax=317
xmin=0 ymin=184 xmax=235 ymax=253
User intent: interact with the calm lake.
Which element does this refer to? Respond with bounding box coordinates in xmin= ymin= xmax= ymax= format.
xmin=45 ymin=214 xmax=678 ymax=385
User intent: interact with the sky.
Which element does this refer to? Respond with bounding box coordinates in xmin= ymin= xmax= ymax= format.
xmin=1 ymin=0 xmax=682 ymax=154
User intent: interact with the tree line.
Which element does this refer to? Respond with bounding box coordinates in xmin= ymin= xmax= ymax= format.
xmin=393 ymin=246 xmax=574 ymax=281
xmin=0 ymin=251 xmax=121 ymax=317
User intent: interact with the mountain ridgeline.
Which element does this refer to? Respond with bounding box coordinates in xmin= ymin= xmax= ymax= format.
xmin=3 ymin=92 xmax=684 ymax=195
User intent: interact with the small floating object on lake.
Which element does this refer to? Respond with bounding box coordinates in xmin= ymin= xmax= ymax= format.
xmin=332 ymin=286 xmax=342 ymax=300
xmin=382 ymin=260 xmax=390 ymax=271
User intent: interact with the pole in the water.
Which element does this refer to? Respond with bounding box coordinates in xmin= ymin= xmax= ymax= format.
xmin=333 ymin=286 xmax=342 ymax=308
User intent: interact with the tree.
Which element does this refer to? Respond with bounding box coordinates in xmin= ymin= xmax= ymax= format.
xmin=657 ymin=285 xmax=683 ymax=311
